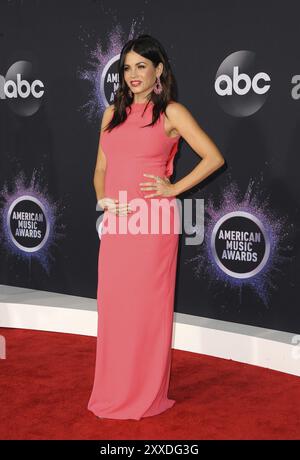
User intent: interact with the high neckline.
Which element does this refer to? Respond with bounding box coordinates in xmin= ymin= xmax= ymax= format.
xmin=130 ymin=100 xmax=153 ymax=108
xmin=132 ymin=99 xmax=153 ymax=104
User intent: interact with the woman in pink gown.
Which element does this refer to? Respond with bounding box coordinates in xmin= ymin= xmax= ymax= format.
xmin=87 ymin=35 xmax=225 ymax=420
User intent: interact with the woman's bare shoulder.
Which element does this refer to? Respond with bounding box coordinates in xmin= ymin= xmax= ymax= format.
xmin=165 ymin=101 xmax=190 ymax=125
xmin=104 ymin=104 xmax=115 ymax=116
xmin=102 ymin=104 xmax=114 ymax=120
xmin=166 ymin=101 xmax=188 ymax=113
xmin=101 ymin=104 xmax=115 ymax=131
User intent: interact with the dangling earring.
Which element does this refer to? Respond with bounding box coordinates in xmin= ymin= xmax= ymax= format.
xmin=128 ymin=89 xmax=133 ymax=97
xmin=153 ymin=75 xmax=162 ymax=95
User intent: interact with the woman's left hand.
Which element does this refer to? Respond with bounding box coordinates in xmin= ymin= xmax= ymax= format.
xmin=139 ymin=173 xmax=177 ymax=198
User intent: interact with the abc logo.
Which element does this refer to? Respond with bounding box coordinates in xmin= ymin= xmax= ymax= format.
xmin=0 ymin=60 xmax=44 ymax=116
xmin=215 ymin=65 xmax=270 ymax=96
xmin=214 ymin=50 xmax=271 ymax=117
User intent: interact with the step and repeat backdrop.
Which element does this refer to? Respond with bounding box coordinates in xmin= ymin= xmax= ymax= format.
xmin=0 ymin=0 xmax=299 ymax=334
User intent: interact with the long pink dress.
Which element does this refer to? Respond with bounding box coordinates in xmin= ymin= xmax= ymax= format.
xmin=87 ymin=100 xmax=181 ymax=420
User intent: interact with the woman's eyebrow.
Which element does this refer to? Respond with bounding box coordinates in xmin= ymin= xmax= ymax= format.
xmin=124 ymin=62 xmax=146 ymax=66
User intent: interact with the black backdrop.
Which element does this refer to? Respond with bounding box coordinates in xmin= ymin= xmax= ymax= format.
xmin=0 ymin=0 xmax=299 ymax=334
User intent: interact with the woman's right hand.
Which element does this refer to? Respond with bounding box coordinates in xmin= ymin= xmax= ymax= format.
xmin=97 ymin=197 xmax=133 ymax=216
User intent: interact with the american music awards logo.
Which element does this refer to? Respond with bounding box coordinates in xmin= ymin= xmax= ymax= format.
xmin=186 ymin=174 xmax=294 ymax=306
xmin=211 ymin=211 xmax=270 ymax=279
xmin=0 ymin=170 xmax=66 ymax=274
xmin=7 ymin=195 xmax=50 ymax=252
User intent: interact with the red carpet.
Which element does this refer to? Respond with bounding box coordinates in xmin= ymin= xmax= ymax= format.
xmin=1 ymin=326 xmax=300 ymax=440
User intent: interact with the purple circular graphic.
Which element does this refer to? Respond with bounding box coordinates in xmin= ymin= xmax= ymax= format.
xmin=7 ymin=195 xmax=50 ymax=252
xmin=211 ymin=211 xmax=270 ymax=279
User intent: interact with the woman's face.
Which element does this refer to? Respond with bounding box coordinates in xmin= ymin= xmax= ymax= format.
xmin=123 ymin=50 xmax=162 ymax=100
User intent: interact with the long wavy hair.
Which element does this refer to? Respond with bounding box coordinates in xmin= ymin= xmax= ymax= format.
xmin=104 ymin=34 xmax=178 ymax=133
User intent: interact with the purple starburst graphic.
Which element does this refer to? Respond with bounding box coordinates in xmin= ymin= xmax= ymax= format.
xmin=185 ymin=173 xmax=294 ymax=307
xmin=0 ymin=169 xmax=66 ymax=275
xmin=77 ymin=18 xmax=144 ymax=122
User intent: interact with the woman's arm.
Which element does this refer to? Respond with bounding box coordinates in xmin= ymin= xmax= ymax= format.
xmin=166 ymin=102 xmax=225 ymax=196
xmin=93 ymin=106 xmax=132 ymax=215
xmin=93 ymin=105 xmax=114 ymax=201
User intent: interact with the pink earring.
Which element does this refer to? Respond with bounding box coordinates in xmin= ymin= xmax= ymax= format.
xmin=153 ymin=76 xmax=162 ymax=95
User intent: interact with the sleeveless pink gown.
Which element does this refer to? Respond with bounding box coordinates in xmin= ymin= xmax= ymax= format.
xmin=87 ymin=101 xmax=181 ymax=420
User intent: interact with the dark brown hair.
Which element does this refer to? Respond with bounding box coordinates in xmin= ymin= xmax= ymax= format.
xmin=104 ymin=34 xmax=178 ymax=132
